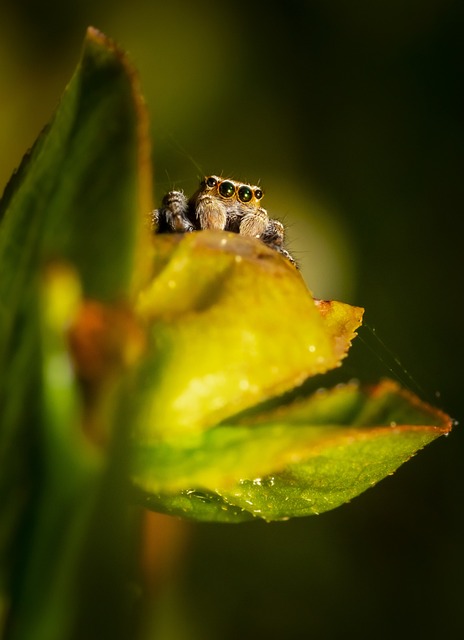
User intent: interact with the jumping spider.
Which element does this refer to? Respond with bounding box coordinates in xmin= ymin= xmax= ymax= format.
xmin=152 ymin=176 xmax=296 ymax=265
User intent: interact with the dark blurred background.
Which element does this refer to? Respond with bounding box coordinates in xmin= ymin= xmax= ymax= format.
xmin=1 ymin=0 xmax=462 ymax=638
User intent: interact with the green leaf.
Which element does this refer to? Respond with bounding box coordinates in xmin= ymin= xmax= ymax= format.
xmin=0 ymin=28 xmax=149 ymax=639
xmin=0 ymin=28 xmax=152 ymax=311
xmin=133 ymin=380 xmax=452 ymax=522
xmin=134 ymin=231 xmax=364 ymax=439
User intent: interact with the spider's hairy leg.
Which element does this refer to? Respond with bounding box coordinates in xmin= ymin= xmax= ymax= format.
xmin=153 ymin=190 xmax=195 ymax=233
xmin=239 ymin=206 xmax=269 ymax=238
xmin=261 ymin=218 xmax=298 ymax=267
xmin=195 ymin=194 xmax=227 ymax=230
xmin=261 ymin=218 xmax=285 ymax=246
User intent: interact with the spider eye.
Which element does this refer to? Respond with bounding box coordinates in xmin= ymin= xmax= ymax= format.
xmin=254 ymin=188 xmax=263 ymax=200
xmin=238 ymin=185 xmax=253 ymax=203
xmin=219 ymin=181 xmax=235 ymax=198
xmin=206 ymin=176 xmax=218 ymax=188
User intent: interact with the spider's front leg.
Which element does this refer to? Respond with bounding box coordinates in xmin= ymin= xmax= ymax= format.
xmin=261 ymin=218 xmax=297 ymax=267
xmin=239 ymin=206 xmax=269 ymax=239
xmin=193 ymin=194 xmax=228 ymax=230
xmin=152 ymin=190 xmax=195 ymax=233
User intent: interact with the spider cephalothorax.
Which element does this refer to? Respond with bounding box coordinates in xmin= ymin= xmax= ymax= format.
xmin=152 ymin=175 xmax=296 ymax=265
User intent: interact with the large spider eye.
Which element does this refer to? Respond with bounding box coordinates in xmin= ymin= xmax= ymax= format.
xmin=238 ymin=185 xmax=253 ymax=203
xmin=206 ymin=176 xmax=218 ymax=188
xmin=254 ymin=188 xmax=263 ymax=201
xmin=219 ymin=181 xmax=235 ymax=198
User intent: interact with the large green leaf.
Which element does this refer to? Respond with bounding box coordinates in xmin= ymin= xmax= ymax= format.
xmin=134 ymin=380 xmax=452 ymax=522
xmin=129 ymin=233 xmax=451 ymax=523
xmin=0 ymin=28 xmax=150 ymax=640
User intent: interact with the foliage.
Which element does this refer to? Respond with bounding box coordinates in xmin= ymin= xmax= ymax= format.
xmin=0 ymin=27 xmax=452 ymax=639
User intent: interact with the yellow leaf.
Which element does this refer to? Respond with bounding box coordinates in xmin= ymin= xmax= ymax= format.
xmin=135 ymin=231 xmax=364 ymax=440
